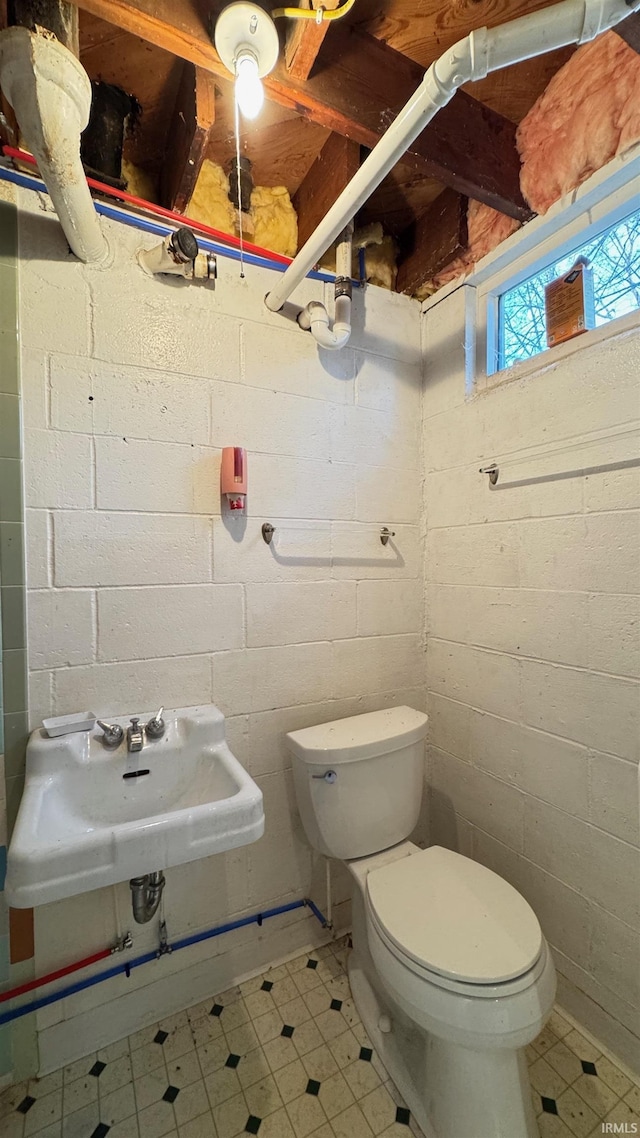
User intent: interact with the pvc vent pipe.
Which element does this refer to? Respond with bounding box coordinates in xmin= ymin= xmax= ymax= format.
xmin=0 ymin=25 xmax=109 ymax=263
xmin=264 ymin=0 xmax=640 ymax=318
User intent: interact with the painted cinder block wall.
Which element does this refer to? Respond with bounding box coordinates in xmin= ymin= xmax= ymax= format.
xmin=422 ymin=283 xmax=640 ymax=1071
xmin=15 ymin=190 xmax=425 ymax=1071
xmin=10 ymin=180 xmax=640 ymax=1083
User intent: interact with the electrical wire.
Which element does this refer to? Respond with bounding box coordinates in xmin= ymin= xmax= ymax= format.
xmin=272 ymin=0 xmax=356 ymax=21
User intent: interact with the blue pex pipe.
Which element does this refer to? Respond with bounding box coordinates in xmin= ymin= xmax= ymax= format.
xmin=0 ymin=165 xmax=360 ymax=287
xmin=0 ymin=898 xmax=328 ymax=1026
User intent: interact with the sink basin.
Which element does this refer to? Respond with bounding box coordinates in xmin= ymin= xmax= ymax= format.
xmin=6 ymin=704 xmax=264 ymax=908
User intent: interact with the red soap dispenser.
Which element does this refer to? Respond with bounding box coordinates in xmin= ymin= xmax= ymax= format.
xmin=221 ymin=447 xmax=247 ymax=511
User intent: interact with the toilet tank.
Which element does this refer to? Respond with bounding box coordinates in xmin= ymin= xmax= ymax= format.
xmin=286 ymin=706 xmax=428 ymax=861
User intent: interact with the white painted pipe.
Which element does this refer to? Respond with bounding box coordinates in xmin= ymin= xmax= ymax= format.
xmin=296 ymin=222 xmax=353 ymax=348
xmin=0 ymin=26 xmax=108 ymax=264
xmin=265 ymin=0 xmax=639 ymax=315
xmin=325 ymin=858 xmax=333 ymax=930
xmin=298 ymin=296 xmax=352 ymax=349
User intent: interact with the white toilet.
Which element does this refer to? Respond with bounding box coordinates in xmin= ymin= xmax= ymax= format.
xmin=287 ymin=706 xmax=556 ymax=1138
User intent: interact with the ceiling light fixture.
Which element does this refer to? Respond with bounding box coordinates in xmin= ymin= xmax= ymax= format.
xmin=214 ymin=2 xmax=279 ymax=120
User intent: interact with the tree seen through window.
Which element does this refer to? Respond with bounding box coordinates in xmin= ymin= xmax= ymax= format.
xmin=499 ymin=207 xmax=640 ymax=370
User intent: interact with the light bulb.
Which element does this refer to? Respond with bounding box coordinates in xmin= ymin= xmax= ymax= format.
xmin=235 ymin=53 xmax=264 ymax=119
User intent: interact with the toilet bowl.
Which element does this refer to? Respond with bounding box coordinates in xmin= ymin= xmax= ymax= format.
xmin=286 ymin=707 xmax=556 ymax=1138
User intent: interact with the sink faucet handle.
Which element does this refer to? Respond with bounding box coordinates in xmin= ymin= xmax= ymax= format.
xmin=97 ymin=719 xmax=124 ymax=748
xmin=146 ymin=707 xmax=165 ymax=740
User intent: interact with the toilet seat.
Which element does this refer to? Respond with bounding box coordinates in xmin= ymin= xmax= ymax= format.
xmin=366 ymin=845 xmax=542 ymax=989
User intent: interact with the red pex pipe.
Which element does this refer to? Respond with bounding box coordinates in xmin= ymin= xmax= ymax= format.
xmin=0 ymin=947 xmax=112 ymax=1004
xmin=1 ymin=145 xmax=293 ymax=265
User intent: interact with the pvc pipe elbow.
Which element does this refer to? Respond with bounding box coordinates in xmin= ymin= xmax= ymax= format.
xmin=298 ymin=300 xmax=351 ymax=350
xmin=0 ymin=27 xmax=109 ymax=265
xmin=311 ymin=319 xmax=351 ymax=349
xmin=432 ymin=29 xmax=488 ymax=92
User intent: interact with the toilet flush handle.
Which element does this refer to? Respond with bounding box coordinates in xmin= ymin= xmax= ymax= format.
xmin=312 ymin=770 xmax=337 ymax=784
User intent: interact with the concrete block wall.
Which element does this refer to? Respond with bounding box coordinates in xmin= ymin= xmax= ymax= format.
xmin=422 ymin=284 xmax=640 ymax=1071
xmin=16 ymin=192 xmax=425 ymax=1070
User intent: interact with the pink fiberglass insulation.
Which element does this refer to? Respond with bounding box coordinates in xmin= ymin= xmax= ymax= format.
xmin=517 ymin=31 xmax=640 ymax=214
xmin=426 ymin=200 xmax=520 ymax=292
xmin=421 ymin=30 xmax=640 ymax=295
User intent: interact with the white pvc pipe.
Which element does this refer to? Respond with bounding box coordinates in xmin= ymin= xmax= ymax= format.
xmin=0 ymin=26 xmax=108 ymax=264
xmin=298 ymin=295 xmax=351 ymax=349
xmin=296 ymin=222 xmax=353 ymax=348
xmin=265 ymin=0 xmax=639 ymax=314
xmin=325 ymin=858 xmax=333 ymax=930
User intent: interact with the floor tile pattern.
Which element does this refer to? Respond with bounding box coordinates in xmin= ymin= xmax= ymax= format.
xmin=1 ymin=936 xmax=639 ymax=1138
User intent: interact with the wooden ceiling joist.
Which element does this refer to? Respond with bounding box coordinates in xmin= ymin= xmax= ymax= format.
xmin=160 ymin=61 xmax=215 ymax=212
xmin=284 ymin=0 xmax=341 ymax=81
xmin=67 ymin=0 xmax=530 ymax=220
xmin=396 ymin=188 xmax=469 ymax=296
xmin=293 ymin=132 xmax=359 ymax=248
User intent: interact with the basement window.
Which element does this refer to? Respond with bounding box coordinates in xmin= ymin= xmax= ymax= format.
xmin=497 ymin=204 xmax=640 ymax=370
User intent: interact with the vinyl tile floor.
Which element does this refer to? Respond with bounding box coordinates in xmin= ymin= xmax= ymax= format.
xmin=2 ymin=936 xmax=639 ymax=1138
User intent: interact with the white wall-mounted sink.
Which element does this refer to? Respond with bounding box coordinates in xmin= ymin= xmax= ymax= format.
xmin=6 ymin=704 xmax=264 ymax=908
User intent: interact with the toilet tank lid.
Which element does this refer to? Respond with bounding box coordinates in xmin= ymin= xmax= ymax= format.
xmin=367 ymin=846 xmax=542 ymax=984
xmin=286 ymin=706 xmax=428 ymax=764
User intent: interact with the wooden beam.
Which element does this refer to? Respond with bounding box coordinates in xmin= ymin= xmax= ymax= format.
xmin=284 ymin=0 xmax=339 ymax=82
xmin=396 ymin=188 xmax=468 ymax=296
xmin=160 ymin=60 xmax=215 ymax=212
xmin=293 ymin=131 xmax=359 ymax=248
xmin=67 ymin=0 xmax=529 ymax=219
xmin=287 ymin=26 xmax=529 ymax=220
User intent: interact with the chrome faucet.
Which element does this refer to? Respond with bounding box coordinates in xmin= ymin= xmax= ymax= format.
xmin=127 ymin=709 xmax=165 ymax=752
xmin=97 ymin=720 xmax=124 ymax=748
xmin=98 ymin=708 xmax=166 ymax=753
xmin=127 ymin=717 xmax=144 ymax=753
xmin=145 ymin=707 xmax=165 ymax=740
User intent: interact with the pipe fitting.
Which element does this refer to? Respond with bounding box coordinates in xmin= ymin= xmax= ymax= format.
xmin=0 ymin=26 xmax=108 ymax=263
xmin=171 ymin=226 xmax=199 ymax=263
xmin=334 ymin=275 xmax=352 ymax=300
xmin=297 ymin=299 xmax=324 ymax=331
xmin=294 ymin=219 xmax=353 ymax=349
xmin=130 ymin=871 xmax=165 ymax=924
xmin=111 ymin=932 xmax=133 ymax=953
xmin=192 ymin=252 xmax=217 ymax=282
xmin=298 ymin=296 xmax=352 ymax=350
xmin=264 ymin=0 xmax=640 ymax=317
xmin=137 ymin=228 xmax=199 ymax=276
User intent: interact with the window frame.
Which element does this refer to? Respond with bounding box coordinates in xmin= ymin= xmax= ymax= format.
xmin=457 ymin=147 xmax=640 ymax=396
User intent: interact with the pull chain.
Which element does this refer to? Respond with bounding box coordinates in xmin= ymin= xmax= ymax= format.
xmin=233 ymin=94 xmax=245 ymax=278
